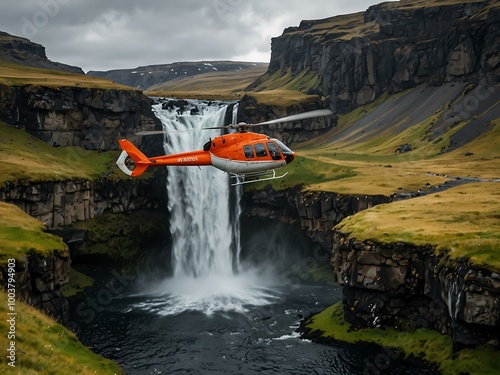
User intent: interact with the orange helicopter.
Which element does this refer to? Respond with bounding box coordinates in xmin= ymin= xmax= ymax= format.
xmin=116 ymin=109 xmax=332 ymax=185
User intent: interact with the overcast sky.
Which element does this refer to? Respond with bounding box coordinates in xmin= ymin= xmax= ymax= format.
xmin=1 ymin=0 xmax=394 ymax=72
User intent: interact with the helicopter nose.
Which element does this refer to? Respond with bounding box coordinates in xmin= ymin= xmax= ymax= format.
xmin=285 ymin=151 xmax=296 ymax=164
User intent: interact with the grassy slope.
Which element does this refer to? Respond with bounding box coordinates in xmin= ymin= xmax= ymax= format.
xmin=337 ymin=182 xmax=500 ymax=270
xmin=146 ymin=65 xmax=268 ymax=100
xmin=0 ymin=290 xmax=124 ymax=374
xmin=0 ymin=60 xmax=135 ymax=90
xmin=0 ymin=201 xmax=67 ymax=262
xmin=0 ymin=121 xmax=121 ymax=187
xmin=305 ymin=302 xmax=500 ymax=375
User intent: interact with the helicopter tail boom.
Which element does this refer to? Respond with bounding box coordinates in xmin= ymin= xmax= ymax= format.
xmin=116 ymin=139 xmax=152 ymax=177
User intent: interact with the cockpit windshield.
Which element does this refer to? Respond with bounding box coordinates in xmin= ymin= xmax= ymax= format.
xmin=272 ymin=139 xmax=293 ymax=154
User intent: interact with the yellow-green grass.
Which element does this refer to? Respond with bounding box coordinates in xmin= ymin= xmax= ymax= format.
xmin=0 ymin=202 xmax=66 ymax=264
xmin=250 ymin=68 xmax=321 ymax=94
xmin=0 ymin=290 xmax=124 ymax=374
xmin=293 ymin=101 xmax=499 ymax=195
xmin=0 ymin=60 xmax=135 ymax=90
xmin=245 ymin=154 xmax=356 ymax=191
xmin=0 ymin=121 xmax=121 ymax=187
xmin=305 ymin=302 xmax=500 ymax=375
xmin=244 ymin=90 xmax=322 ymax=107
xmin=146 ymin=65 xmax=268 ymax=100
xmin=336 ymin=182 xmax=500 ymax=271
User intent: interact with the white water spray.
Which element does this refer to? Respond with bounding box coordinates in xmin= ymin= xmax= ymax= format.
xmin=138 ymin=100 xmax=280 ymax=315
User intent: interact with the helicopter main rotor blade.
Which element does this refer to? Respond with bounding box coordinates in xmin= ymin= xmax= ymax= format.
xmin=251 ymin=109 xmax=333 ymax=127
xmin=136 ymin=129 xmax=198 ymax=136
xmin=202 ymin=125 xmax=233 ymax=130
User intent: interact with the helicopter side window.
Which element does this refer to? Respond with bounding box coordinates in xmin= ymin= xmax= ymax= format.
xmin=254 ymin=143 xmax=267 ymax=157
xmin=266 ymin=142 xmax=282 ymax=160
xmin=244 ymin=145 xmax=254 ymax=158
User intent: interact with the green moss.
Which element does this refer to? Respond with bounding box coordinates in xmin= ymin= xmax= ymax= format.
xmin=0 ymin=290 xmax=124 ymax=374
xmin=61 ymin=268 xmax=95 ymax=297
xmin=251 ymin=68 xmax=321 ymax=93
xmin=68 ymin=211 xmax=167 ymax=263
xmin=306 ymin=302 xmax=500 ymax=375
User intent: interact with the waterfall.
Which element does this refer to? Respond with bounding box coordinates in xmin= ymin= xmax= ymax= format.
xmin=139 ymin=100 xmax=279 ymax=315
xmin=153 ymin=101 xmax=234 ymax=277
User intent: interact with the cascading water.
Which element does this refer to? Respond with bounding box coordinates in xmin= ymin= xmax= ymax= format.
xmin=155 ymin=101 xmax=234 ymax=278
xmin=137 ymin=100 xmax=280 ymax=315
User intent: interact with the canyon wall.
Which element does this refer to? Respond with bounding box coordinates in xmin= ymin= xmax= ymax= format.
xmin=332 ymin=232 xmax=500 ymax=348
xmin=0 ymin=175 xmax=167 ymax=227
xmin=244 ymin=188 xmax=500 ymax=348
xmin=236 ymin=94 xmax=334 ymax=145
xmin=0 ymin=84 xmax=163 ymax=154
xmin=267 ymin=1 xmax=499 ymax=114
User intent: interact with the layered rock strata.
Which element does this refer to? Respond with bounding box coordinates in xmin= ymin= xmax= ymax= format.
xmin=268 ymin=0 xmax=499 ymax=113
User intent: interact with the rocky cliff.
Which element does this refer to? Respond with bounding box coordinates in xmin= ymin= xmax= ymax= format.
xmin=266 ymin=0 xmax=499 ymax=114
xmin=0 ymin=84 xmax=162 ymax=153
xmin=1 ymin=250 xmax=71 ymax=323
xmin=332 ymin=232 xmax=500 ymax=348
xmin=0 ymin=31 xmax=83 ymax=74
xmin=244 ymin=188 xmax=500 ymax=348
xmin=237 ymin=94 xmax=334 ymax=145
xmin=0 ymin=176 xmax=167 ymax=227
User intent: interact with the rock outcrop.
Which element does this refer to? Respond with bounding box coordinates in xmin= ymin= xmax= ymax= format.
xmin=267 ymin=0 xmax=499 ymax=114
xmin=0 ymin=31 xmax=83 ymax=74
xmin=332 ymin=232 xmax=500 ymax=348
xmin=244 ymin=188 xmax=390 ymax=250
xmin=0 ymin=84 xmax=162 ymax=153
xmin=237 ymin=94 xmax=334 ymax=145
xmin=0 ymin=175 xmax=167 ymax=227
xmin=1 ymin=251 xmax=71 ymax=323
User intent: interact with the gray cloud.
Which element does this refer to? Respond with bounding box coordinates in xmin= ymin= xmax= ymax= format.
xmin=0 ymin=0 xmax=393 ymax=72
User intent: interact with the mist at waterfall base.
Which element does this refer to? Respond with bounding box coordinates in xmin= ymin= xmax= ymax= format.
xmin=71 ymin=100 xmax=438 ymax=374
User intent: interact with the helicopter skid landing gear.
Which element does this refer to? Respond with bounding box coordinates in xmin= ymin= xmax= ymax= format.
xmin=230 ymin=170 xmax=288 ymax=186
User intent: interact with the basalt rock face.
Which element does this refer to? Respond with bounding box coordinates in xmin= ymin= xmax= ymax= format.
xmin=243 ymin=188 xmax=390 ymax=251
xmin=237 ymin=94 xmax=334 ymax=145
xmin=1 ymin=251 xmax=71 ymax=323
xmin=0 ymin=84 xmax=162 ymax=154
xmin=268 ymin=0 xmax=499 ymax=114
xmin=332 ymin=232 xmax=500 ymax=348
xmin=0 ymin=175 xmax=167 ymax=227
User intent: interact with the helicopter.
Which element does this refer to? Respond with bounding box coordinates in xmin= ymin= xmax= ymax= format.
xmin=116 ymin=109 xmax=332 ymax=186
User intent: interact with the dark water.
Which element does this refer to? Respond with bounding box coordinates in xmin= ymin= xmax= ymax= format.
xmin=71 ymin=279 xmax=438 ymax=375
